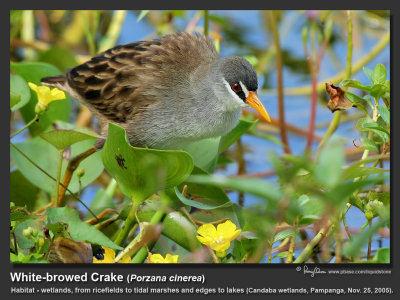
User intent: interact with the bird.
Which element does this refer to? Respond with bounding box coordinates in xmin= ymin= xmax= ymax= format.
xmin=41 ymin=32 xmax=271 ymax=150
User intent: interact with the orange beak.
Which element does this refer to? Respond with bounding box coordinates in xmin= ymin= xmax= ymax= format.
xmin=246 ymin=91 xmax=271 ymax=123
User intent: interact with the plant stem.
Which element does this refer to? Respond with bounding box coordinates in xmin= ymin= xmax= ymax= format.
xmin=345 ymin=11 xmax=353 ymax=79
xmin=10 ymin=114 xmax=39 ymax=139
xmin=285 ymin=220 xmax=297 ymax=263
xmin=130 ymin=209 xmax=165 ymax=263
xmin=98 ymin=10 xmax=127 ymax=53
xmin=269 ymin=11 xmax=291 ymax=154
xmin=21 ymin=10 xmax=35 ymax=60
xmin=54 ymin=150 xmax=64 ymax=207
xmin=114 ymin=199 xmax=141 ymax=246
xmin=10 ymin=141 xmax=98 ymax=218
xmin=80 ymin=11 xmax=96 ymax=56
xmin=317 ymin=10 xmax=353 ymax=153
xmin=294 ymin=220 xmax=334 ymax=263
xmin=203 ymin=10 xmax=209 ymax=36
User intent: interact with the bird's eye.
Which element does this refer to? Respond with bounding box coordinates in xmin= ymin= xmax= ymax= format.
xmin=231 ymin=83 xmax=242 ymax=93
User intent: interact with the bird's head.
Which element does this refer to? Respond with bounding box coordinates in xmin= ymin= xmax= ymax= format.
xmin=215 ymin=56 xmax=271 ymax=123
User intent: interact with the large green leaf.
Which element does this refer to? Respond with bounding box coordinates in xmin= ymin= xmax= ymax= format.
xmin=102 ymin=123 xmax=194 ymax=202
xmin=10 ymin=61 xmax=71 ymax=136
xmin=177 ymin=166 xmax=231 ymax=210
xmin=315 ymin=138 xmax=345 ymax=188
xmin=184 ymin=137 xmax=220 ymax=173
xmin=342 ymin=165 xmax=389 ymax=181
xmin=10 ymin=170 xmax=46 ymax=211
xmin=10 ymin=73 xmax=30 ymax=111
xmin=186 ymin=175 xmax=282 ymax=203
xmin=46 ymin=207 xmax=122 ymax=250
xmin=37 ymin=46 xmax=79 ymax=73
xmin=40 ymin=129 xmax=99 ymax=151
xmin=219 ymin=119 xmax=256 ymax=153
xmin=137 ymin=202 xmax=200 ymax=252
xmin=175 ymin=186 xmax=231 ymax=210
xmin=11 ymin=137 xmax=103 ymax=194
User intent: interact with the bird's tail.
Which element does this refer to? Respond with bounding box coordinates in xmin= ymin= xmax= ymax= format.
xmin=41 ymin=76 xmax=69 ymax=92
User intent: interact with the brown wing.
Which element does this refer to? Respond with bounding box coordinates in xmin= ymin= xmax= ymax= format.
xmin=66 ymin=32 xmax=218 ymax=124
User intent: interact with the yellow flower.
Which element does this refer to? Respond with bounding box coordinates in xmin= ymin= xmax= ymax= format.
xmin=149 ymin=253 xmax=179 ymax=263
xmin=28 ymin=82 xmax=66 ymax=113
xmin=196 ymin=220 xmax=241 ymax=257
xmin=93 ymin=246 xmax=131 ymax=263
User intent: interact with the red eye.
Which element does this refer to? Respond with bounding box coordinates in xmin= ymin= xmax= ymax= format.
xmin=231 ymin=83 xmax=242 ymax=92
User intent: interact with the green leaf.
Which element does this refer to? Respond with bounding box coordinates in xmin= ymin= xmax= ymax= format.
xmin=376 ymin=105 xmax=390 ymax=127
xmin=372 ymin=64 xmax=387 ymax=85
xmin=46 ymin=207 xmax=122 ymax=250
xmin=137 ymin=10 xmax=149 ymax=22
xmin=344 ymin=92 xmax=371 ymax=114
xmin=10 ymin=170 xmax=45 ymax=211
xmin=186 ymin=175 xmax=282 ymax=203
xmin=273 ymin=229 xmax=293 ymax=243
xmin=40 ymin=129 xmax=99 ymax=151
xmin=371 ymin=247 xmax=390 ymax=263
xmin=10 ymin=61 xmax=71 ymax=136
xmin=362 ymin=95 xmax=374 ymax=109
xmin=10 ymin=73 xmax=31 ymax=111
xmin=342 ymin=165 xmax=389 ymax=181
xmin=102 ymin=123 xmax=194 ymax=202
xmin=178 ymin=165 xmax=231 ymax=209
xmin=360 ymin=137 xmax=380 ymax=153
xmin=184 ymin=137 xmax=220 ymax=173
xmin=362 ymin=122 xmax=390 ymax=137
xmin=219 ymin=119 xmax=256 ymax=153
xmin=10 ymin=91 xmax=21 ymax=109
xmin=174 ymin=186 xmax=231 ymax=210
xmin=37 ymin=46 xmax=79 ymax=73
xmin=87 ymin=184 xmax=117 ymax=219
xmin=315 ymin=137 xmax=345 ymax=188
xmin=363 ymin=66 xmax=374 ymax=84
xmin=356 ymin=117 xmax=373 ymax=132
xmin=138 ymin=205 xmax=201 ymax=251
xmin=272 ymin=251 xmax=289 ymax=259
xmin=11 ymin=137 xmax=104 ymax=194
xmin=340 ymin=79 xmax=371 ymax=93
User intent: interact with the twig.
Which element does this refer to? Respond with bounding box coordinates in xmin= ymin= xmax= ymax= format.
xmin=294 ymin=220 xmax=334 ymax=263
xmin=269 ymin=11 xmax=291 ymax=154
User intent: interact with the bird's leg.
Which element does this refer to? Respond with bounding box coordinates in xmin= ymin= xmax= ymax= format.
xmin=57 ymin=147 xmax=97 ymax=206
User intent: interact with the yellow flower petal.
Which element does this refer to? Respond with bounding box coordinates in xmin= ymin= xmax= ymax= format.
xmin=165 ymin=254 xmax=179 ymax=263
xmin=217 ymin=220 xmax=241 ymax=241
xmin=149 ymin=254 xmax=165 ymax=263
xmin=93 ymin=247 xmax=115 ymax=263
xmin=197 ymin=223 xmax=217 ymax=238
xmin=149 ymin=253 xmax=179 ymax=263
xmin=211 ymin=241 xmax=231 ymax=252
xmin=50 ymin=88 xmax=66 ymax=100
xmin=28 ymin=82 xmax=66 ymax=108
xmin=196 ymin=235 xmax=213 ymax=246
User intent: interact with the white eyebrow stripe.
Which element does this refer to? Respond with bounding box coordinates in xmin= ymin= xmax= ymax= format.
xmin=222 ymin=78 xmax=245 ymax=105
xmin=239 ymin=81 xmax=249 ymax=98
